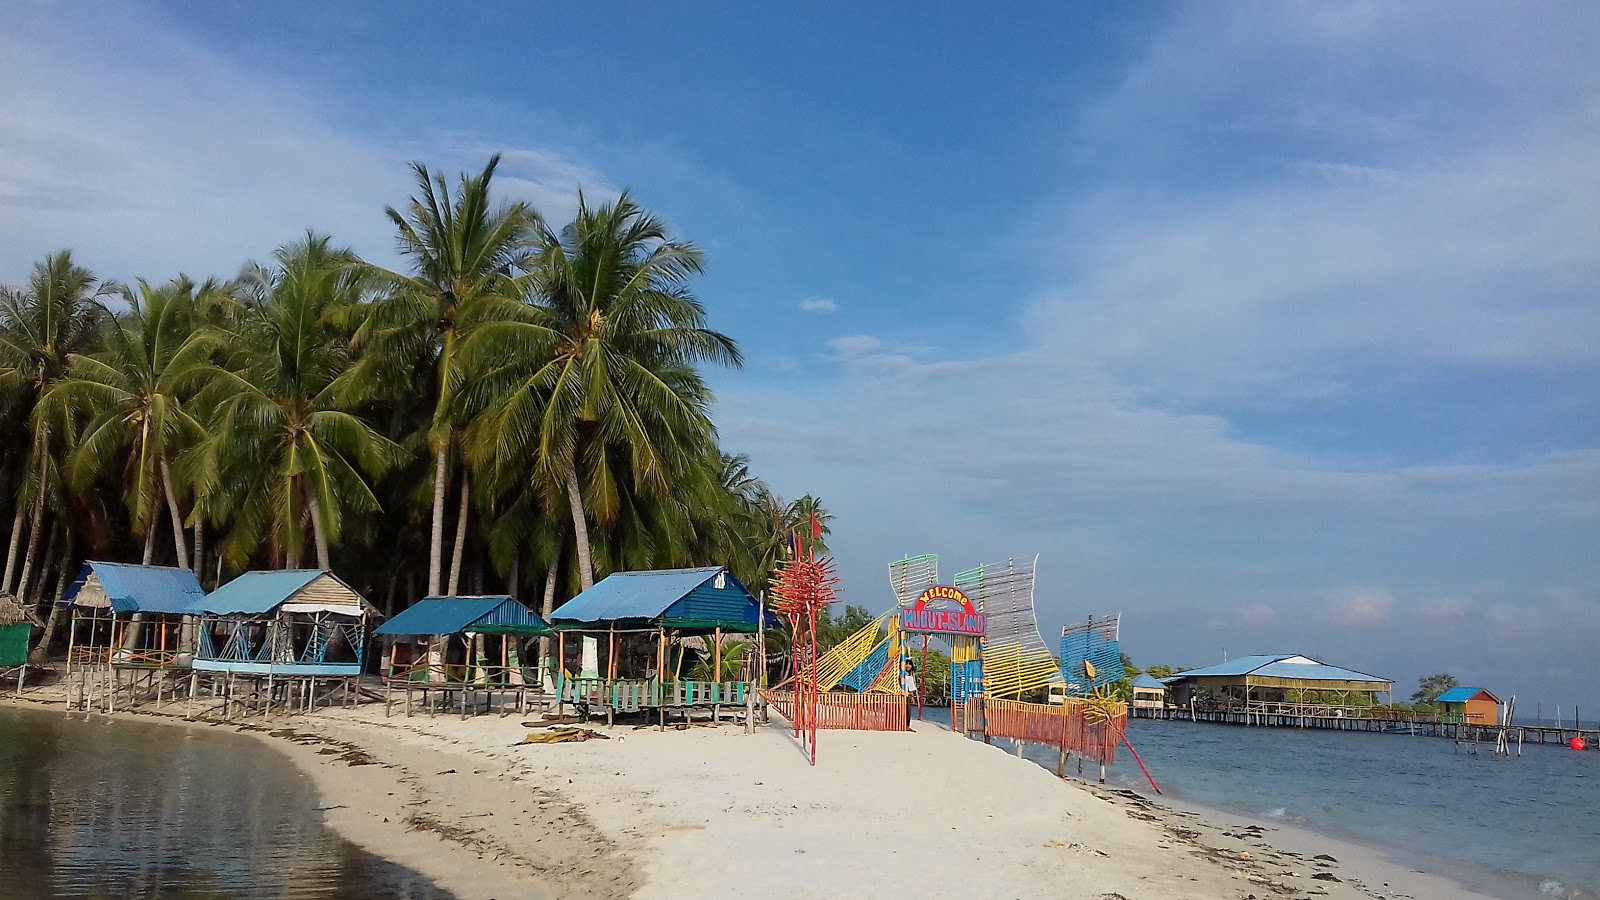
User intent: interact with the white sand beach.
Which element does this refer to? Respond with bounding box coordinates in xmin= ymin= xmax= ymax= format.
xmin=4 ymin=690 xmax=1502 ymax=900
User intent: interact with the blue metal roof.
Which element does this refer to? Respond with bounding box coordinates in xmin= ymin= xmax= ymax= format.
xmin=550 ymin=567 xmax=775 ymax=628
xmin=60 ymin=561 xmax=207 ymax=615
xmin=202 ymin=569 xmax=327 ymax=616
xmin=1435 ymin=687 xmax=1497 ymax=704
xmin=1167 ymin=654 xmax=1390 ymax=684
xmin=1130 ymin=673 xmax=1166 ymax=689
xmin=374 ymin=596 xmax=550 ymax=636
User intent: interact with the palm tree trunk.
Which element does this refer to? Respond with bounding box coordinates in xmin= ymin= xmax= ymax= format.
xmin=307 ymin=490 xmax=331 ymax=570
xmin=28 ymin=518 xmax=60 ymax=606
xmin=3 ymin=505 xmax=24 ymax=594
xmin=540 ymin=557 xmax=558 ymax=681
xmin=427 ymin=442 xmax=449 ymax=597
xmin=564 ymin=460 xmax=594 ymax=591
xmin=16 ymin=454 xmax=49 ymax=601
xmin=30 ymin=524 xmax=73 ymax=664
xmin=446 ymin=472 xmax=469 ymax=596
xmin=142 ymin=526 xmax=156 ymax=564
xmin=193 ymin=519 xmax=205 ymax=580
xmin=506 ymin=556 xmax=519 ymax=595
xmin=159 ymin=457 xmax=190 ymax=571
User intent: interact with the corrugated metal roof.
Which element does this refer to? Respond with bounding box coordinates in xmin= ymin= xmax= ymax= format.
xmin=60 ymin=561 xmax=207 ymax=615
xmin=1167 ymin=654 xmax=1390 ymax=684
xmin=1130 ymin=673 xmax=1166 ymax=689
xmin=550 ymin=567 xmax=724 ymax=623
xmin=375 ymin=596 xmax=549 ymax=636
xmin=1435 ymin=687 xmax=1497 ymax=704
xmin=202 ymin=569 xmax=326 ymax=615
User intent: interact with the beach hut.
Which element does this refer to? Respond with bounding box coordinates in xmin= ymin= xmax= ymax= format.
xmin=190 ymin=569 xmax=378 ymax=716
xmin=1161 ymin=654 xmax=1392 ymax=710
xmin=1129 ymin=672 xmax=1166 ymax=713
xmin=57 ymin=561 xmax=209 ymax=709
xmin=1434 ymin=687 xmax=1501 ymax=725
xmin=1 ymin=594 xmax=39 ymax=690
xmin=374 ymin=596 xmax=551 ymax=718
xmin=548 ymin=566 xmax=777 ymax=726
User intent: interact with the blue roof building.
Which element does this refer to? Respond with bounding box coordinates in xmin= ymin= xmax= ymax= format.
xmin=374 ymin=597 xmax=551 ymax=692
xmin=376 ymin=596 xmax=550 ymax=637
xmin=60 ymin=561 xmax=207 ymax=615
xmin=193 ymin=569 xmax=377 ymax=678
xmin=1162 ymin=654 xmax=1392 ymax=703
xmin=550 ymin=566 xmax=775 ymax=633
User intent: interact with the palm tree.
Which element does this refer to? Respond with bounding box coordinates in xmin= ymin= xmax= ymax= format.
xmin=0 ymin=252 xmax=107 ymax=598
xmin=45 ymin=277 xmax=222 ymax=571
xmin=460 ymin=192 xmax=740 ymax=591
xmin=192 ymin=233 xmax=402 ymax=570
xmin=356 ymin=155 xmax=540 ymax=596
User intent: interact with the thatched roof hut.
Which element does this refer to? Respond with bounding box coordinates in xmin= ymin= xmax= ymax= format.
xmin=0 ymin=593 xmax=40 ymax=627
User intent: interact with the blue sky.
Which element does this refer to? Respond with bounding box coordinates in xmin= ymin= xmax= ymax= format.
xmin=4 ymin=2 xmax=1598 ymax=704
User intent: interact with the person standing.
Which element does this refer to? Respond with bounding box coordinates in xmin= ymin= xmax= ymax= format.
xmin=901 ymin=658 xmax=918 ymax=729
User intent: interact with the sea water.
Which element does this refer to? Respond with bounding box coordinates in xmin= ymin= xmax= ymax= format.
xmin=0 ymin=706 xmax=452 ymax=899
xmin=1080 ymin=717 xmax=1597 ymax=899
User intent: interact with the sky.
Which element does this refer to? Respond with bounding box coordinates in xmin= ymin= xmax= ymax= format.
xmin=3 ymin=1 xmax=1598 ymax=704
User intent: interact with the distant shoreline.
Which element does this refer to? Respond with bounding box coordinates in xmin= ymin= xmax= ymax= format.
xmin=3 ymin=686 xmax=1512 ymax=900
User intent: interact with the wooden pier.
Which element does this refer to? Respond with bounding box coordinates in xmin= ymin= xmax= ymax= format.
xmin=1133 ymin=701 xmax=1600 ymax=749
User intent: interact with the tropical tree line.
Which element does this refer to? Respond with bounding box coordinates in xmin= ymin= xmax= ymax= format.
xmin=0 ymin=156 xmax=830 ymax=663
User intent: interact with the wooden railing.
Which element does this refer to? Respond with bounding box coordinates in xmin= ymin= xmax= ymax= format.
xmin=972 ymin=697 xmax=1127 ymax=764
xmin=762 ymin=690 xmax=906 ymax=731
xmin=555 ymin=677 xmax=750 ymax=711
xmin=385 ymin=660 xmax=538 ymax=687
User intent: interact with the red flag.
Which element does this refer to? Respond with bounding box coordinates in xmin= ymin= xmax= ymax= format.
xmin=810 ymin=511 xmax=821 ymax=541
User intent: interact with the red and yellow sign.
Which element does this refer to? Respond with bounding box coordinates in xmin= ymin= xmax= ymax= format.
xmin=899 ymin=585 xmax=986 ymax=636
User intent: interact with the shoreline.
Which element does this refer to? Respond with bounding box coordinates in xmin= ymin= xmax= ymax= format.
xmin=2 ymin=687 xmax=1518 ymax=899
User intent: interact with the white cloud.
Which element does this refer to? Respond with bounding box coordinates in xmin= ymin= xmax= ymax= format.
xmin=1326 ymin=588 xmax=1396 ymax=628
xmin=0 ymin=6 xmax=605 ymax=284
xmin=799 ymin=297 xmax=838 ymax=313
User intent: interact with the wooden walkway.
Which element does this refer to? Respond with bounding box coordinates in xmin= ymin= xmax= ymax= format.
xmin=1134 ymin=702 xmax=1600 ymax=749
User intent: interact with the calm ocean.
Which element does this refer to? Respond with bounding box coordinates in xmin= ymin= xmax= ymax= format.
xmin=1077 ymin=718 xmax=1597 ymax=899
xmin=0 ymin=706 xmax=451 ymax=900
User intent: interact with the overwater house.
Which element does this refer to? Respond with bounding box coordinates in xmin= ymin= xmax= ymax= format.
xmin=1129 ymin=672 xmax=1166 ymax=712
xmin=374 ymin=595 xmax=552 ymax=717
xmin=58 ymin=561 xmax=209 ymax=708
xmin=548 ymin=566 xmax=776 ymax=726
xmin=1161 ymin=654 xmax=1392 ymax=709
xmin=1433 ymin=687 xmax=1502 ymax=725
xmin=190 ymin=569 xmax=379 ymax=715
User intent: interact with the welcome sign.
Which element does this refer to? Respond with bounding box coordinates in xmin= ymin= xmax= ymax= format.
xmin=899 ymin=585 xmax=986 ymax=636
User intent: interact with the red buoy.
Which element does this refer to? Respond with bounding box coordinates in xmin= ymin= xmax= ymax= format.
xmin=1571 ymin=737 xmax=1587 ymax=751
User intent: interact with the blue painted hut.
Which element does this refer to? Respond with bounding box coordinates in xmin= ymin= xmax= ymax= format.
xmin=59 ymin=561 xmax=208 ymax=667
xmin=548 ymin=566 xmax=776 ymax=723
xmin=193 ymin=569 xmax=377 ymax=679
xmin=56 ymin=561 xmax=209 ymax=709
xmin=374 ymin=596 xmax=551 ymax=717
xmin=1129 ymin=672 xmax=1167 ymax=712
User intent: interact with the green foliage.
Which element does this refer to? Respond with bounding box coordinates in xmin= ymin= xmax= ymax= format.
xmin=688 ymin=639 xmax=753 ymax=682
xmin=1411 ymin=672 xmax=1459 ymax=704
xmin=0 ymin=160 xmax=835 ymax=643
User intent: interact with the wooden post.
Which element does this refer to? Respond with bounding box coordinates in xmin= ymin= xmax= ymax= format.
xmin=556 ymin=630 xmax=566 ymax=717
xmin=1057 ymin=743 xmax=1067 ymax=778
xmin=608 ymin=623 xmax=617 ymax=680
xmin=713 ymin=626 xmax=722 ymax=724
